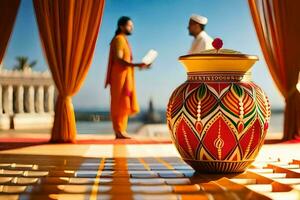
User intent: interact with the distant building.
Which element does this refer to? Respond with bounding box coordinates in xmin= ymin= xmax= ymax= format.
xmin=143 ymin=98 xmax=162 ymax=124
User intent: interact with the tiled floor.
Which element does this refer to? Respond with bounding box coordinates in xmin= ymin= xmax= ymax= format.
xmin=1 ymin=144 xmax=300 ymax=199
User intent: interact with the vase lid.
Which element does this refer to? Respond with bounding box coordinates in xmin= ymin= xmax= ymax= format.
xmin=179 ymin=49 xmax=258 ymax=73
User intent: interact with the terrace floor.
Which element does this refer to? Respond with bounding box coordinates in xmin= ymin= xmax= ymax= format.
xmin=1 ymin=137 xmax=300 ymax=200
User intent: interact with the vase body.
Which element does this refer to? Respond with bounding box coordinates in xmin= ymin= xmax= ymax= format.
xmin=167 ymin=54 xmax=271 ymax=173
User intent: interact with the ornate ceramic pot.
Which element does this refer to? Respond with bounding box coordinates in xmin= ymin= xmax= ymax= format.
xmin=167 ymin=51 xmax=271 ymax=173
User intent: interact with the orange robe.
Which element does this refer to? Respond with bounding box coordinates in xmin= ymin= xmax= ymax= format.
xmin=105 ymin=34 xmax=140 ymax=133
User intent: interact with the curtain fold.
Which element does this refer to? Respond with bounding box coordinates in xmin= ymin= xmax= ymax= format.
xmin=248 ymin=0 xmax=300 ymax=140
xmin=0 ymin=0 xmax=20 ymax=63
xmin=33 ymin=0 xmax=105 ymax=143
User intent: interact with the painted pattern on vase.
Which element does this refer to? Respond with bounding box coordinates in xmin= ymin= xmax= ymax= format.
xmin=167 ymin=53 xmax=271 ymax=173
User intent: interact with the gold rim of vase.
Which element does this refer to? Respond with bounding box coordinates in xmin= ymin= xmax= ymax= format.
xmin=179 ymin=54 xmax=259 ymax=73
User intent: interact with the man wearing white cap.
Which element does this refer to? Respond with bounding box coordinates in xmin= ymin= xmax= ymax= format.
xmin=188 ymin=14 xmax=213 ymax=54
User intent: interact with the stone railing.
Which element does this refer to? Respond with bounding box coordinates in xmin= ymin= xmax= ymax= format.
xmin=0 ymin=67 xmax=56 ymax=130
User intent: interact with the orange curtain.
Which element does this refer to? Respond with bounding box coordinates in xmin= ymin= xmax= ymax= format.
xmin=248 ymin=0 xmax=300 ymax=140
xmin=33 ymin=0 xmax=105 ymax=143
xmin=0 ymin=0 xmax=20 ymax=63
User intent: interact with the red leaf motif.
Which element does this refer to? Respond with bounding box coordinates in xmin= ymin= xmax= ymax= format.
xmin=203 ymin=117 xmax=237 ymax=160
xmin=176 ymin=118 xmax=200 ymax=159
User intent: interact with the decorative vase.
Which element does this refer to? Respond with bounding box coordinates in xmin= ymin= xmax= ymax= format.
xmin=166 ymin=50 xmax=271 ymax=173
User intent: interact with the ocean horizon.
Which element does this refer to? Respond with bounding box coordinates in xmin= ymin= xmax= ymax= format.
xmin=75 ymin=108 xmax=284 ymax=135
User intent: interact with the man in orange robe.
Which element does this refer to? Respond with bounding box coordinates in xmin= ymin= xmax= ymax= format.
xmin=105 ymin=16 xmax=149 ymax=139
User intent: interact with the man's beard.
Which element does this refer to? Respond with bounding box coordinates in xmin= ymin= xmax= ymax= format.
xmin=125 ymin=30 xmax=132 ymax=35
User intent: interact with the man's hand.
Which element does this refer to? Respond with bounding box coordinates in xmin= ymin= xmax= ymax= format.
xmin=136 ymin=63 xmax=151 ymax=69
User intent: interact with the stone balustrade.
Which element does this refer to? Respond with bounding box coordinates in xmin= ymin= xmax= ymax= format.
xmin=0 ymin=66 xmax=56 ymax=130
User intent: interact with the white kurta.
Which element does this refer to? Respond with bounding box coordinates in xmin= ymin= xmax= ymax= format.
xmin=188 ymin=31 xmax=213 ymax=54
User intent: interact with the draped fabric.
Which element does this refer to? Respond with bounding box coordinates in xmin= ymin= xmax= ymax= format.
xmin=248 ymin=0 xmax=300 ymax=140
xmin=0 ymin=0 xmax=20 ymax=63
xmin=33 ymin=0 xmax=105 ymax=143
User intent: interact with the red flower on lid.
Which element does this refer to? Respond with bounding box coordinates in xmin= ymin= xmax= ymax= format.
xmin=212 ymin=38 xmax=223 ymax=51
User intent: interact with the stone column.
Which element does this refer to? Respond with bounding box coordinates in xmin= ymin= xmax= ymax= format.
xmin=0 ymin=84 xmax=10 ymax=130
xmin=45 ymin=85 xmax=55 ymax=113
xmin=35 ymin=85 xmax=44 ymax=113
xmin=3 ymin=85 xmax=13 ymax=115
xmin=25 ymin=85 xmax=35 ymax=113
xmin=15 ymin=85 xmax=24 ymax=113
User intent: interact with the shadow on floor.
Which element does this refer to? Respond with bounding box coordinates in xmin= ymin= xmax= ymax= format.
xmin=0 ymin=153 xmax=276 ymax=199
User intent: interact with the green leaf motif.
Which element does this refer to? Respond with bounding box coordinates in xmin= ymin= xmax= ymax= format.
xmin=232 ymin=84 xmax=244 ymax=98
xmin=197 ymin=84 xmax=206 ymax=99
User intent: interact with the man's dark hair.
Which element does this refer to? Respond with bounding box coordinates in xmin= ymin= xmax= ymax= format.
xmin=115 ymin=16 xmax=131 ymax=36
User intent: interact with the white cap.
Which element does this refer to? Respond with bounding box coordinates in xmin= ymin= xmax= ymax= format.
xmin=190 ymin=14 xmax=208 ymax=25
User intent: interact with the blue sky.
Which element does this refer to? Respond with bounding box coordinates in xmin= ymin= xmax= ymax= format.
xmin=3 ymin=0 xmax=284 ymax=110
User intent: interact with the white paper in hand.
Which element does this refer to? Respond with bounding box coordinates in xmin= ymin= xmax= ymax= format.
xmin=142 ymin=49 xmax=158 ymax=65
